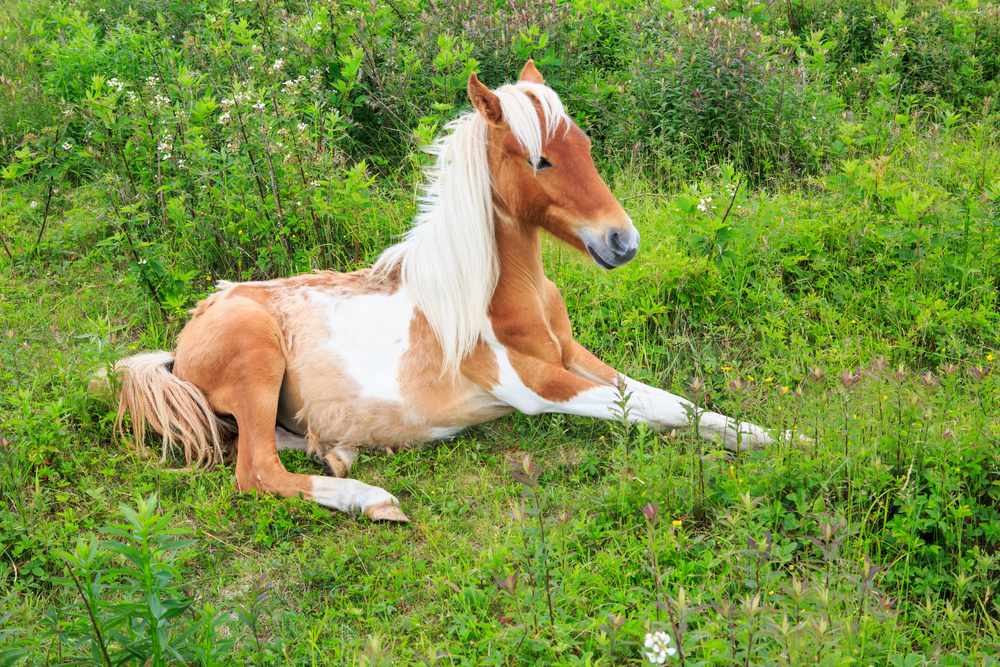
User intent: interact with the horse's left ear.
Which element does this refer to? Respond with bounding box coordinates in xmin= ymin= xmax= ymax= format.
xmin=518 ymin=59 xmax=544 ymax=84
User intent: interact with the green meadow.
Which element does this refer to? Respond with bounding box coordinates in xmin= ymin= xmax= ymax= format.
xmin=1 ymin=1 xmax=997 ymax=664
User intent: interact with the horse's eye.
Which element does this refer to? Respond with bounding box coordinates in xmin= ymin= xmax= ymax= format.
xmin=531 ymin=156 xmax=553 ymax=171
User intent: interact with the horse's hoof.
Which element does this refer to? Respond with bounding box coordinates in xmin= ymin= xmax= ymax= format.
xmin=365 ymin=502 xmax=410 ymax=523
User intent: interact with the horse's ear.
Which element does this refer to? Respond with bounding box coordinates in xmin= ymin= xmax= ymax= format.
xmin=468 ymin=72 xmax=503 ymax=125
xmin=518 ymin=59 xmax=544 ymax=84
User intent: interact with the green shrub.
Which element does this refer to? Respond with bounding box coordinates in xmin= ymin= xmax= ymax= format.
xmin=626 ymin=12 xmax=842 ymax=183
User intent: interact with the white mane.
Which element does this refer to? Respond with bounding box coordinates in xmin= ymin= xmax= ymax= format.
xmin=373 ymin=81 xmax=568 ymax=375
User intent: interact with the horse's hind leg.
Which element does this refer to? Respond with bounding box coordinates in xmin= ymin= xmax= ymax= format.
xmin=173 ymin=295 xmax=407 ymax=522
xmin=275 ymin=427 xmax=358 ymax=478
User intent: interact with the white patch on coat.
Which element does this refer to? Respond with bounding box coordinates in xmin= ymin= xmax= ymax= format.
xmin=483 ymin=325 xmax=550 ymax=415
xmin=310 ymin=476 xmax=398 ymax=514
xmin=429 ymin=425 xmax=465 ymax=440
xmin=315 ymin=288 xmax=414 ymax=403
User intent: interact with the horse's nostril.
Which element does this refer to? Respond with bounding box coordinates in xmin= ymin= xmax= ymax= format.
xmin=608 ymin=229 xmax=626 ymax=253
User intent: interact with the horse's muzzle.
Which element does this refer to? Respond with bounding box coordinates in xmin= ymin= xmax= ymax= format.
xmin=581 ymin=226 xmax=640 ymax=269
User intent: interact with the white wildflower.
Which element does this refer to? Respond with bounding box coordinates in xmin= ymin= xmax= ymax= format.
xmin=145 ymin=75 xmax=159 ymax=87
xmin=283 ymin=79 xmax=296 ymax=90
xmin=697 ymin=197 xmax=711 ymax=213
xmin=253 ymin=100 xmax=266 ymax=112
xmin=106 ymin=77 xmax=125 ymax=92
xmin=272 ymin=58 xmax=284 ymax=72
xmin=125 ymin=90 xmax=137 ymax=103
xmin=218 ymin=111 xmax=231 ymax=125
xmin=138 ymin=258 xmax=148 ymax=265
xmin=221 ymin=97 xmax=234 ymax=108
xmin=297 ymin=122 xmax=307 ymax=132
xmin=314 ymin=22 xmax=322 ymax=31
xmin=643 ymin=631 xmax=677 ymax=664
xmin=62 ymin=142 xmax=73 ymax=151
xmin=154 ymin=94 xmax=170 ymax=107
xmin=29 ymin=200 xmax=38 ymax=209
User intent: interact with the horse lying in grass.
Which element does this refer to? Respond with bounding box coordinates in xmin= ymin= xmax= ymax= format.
xmin=113 ymin=61 xmax=780 ymax=522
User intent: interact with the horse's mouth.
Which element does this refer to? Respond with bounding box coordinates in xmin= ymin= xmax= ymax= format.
xmin=585 ymin=242 xmax=637 ymax=270
xmin=586 ymin=244 xmax=619 ymax=269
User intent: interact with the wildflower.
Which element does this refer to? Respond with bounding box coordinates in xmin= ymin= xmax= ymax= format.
xmin=218 ymin=111 xmax=231 ymax=125
xmin=106 ymin=77 xmax=125 ymax=92
xmin=154 ymin=94 xmax=170 ymax=107
xmin=697 ymin=197 xmax=711 ymax=213
xmin=940 ymin=362 xmax=959 ymax=376
xmin=671 ymin=519 xmax=682 ymax=528
xmin=809 ymin=367 xmax=824 ymax=381
xmin=253 ymin=101 xmax=266 ymax=112
xmin=314 ymin=22 xmax=322 ymax=31
xmin=283 ymin=79 xmax=297 ymax=91
xmin=62 ymin=142 xmax=73 ymax=151
xmin=221 ymin=97 xmax=234 ymax=108
xmin=145 ymin=75 xmax=159 ymax=87
xmin=643 ymin=631 xmax=677 ymax=664
xmin=137 ymin=258 xmax=148 ymax=265
xmin=968 ymin=365 xmax=989 ymax=381
xmin=271 ymin=58 xmax=284 ymax=72
xmin=494 ymin=573 xmax=517 ymax=594
xmin=839 ymin=369 xmax=862 ymax=388
xmin=920 ymin=371 xmax=939 ymax=388
xmin=642 ymin=502 xmax=659 ymax=525
xmin=297 ymin=122 xmax=307 ymax=132
xmin=29 ymin=200 xmax=38 ymax=209
xmin=779 ymin=385 xmax=790 ymax=395
xmin=987 ymin=353 xmax=995 ymax=363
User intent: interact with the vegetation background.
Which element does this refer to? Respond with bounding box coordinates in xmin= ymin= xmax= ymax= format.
xmin=0 ymin=0 xmax=998 ymax=664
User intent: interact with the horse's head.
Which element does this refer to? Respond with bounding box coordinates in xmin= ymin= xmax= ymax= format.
xmin=468 ymin=61 xmax=639 ymax=269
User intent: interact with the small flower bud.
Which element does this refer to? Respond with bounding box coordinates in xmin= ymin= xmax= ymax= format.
xmin=642 ymin=502 xmax=659 ymax=525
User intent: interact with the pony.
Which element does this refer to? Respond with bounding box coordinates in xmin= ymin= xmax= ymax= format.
xmin=113 ymin=61 xmax=780 ymax=522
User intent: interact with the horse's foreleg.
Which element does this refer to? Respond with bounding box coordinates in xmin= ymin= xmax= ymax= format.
xmin=495 ymin=342 xmax=775 ymax=450
xmin=565 ymin=341 xmax=777 ymax=449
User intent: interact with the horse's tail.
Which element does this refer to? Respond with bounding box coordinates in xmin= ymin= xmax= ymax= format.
xmin=108 ymin=351 xmax=233 ymax=467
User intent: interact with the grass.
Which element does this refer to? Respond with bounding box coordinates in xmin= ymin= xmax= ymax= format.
xmin=2 ymin=144 xmax=998 ymax=663
xmin=1 ymin=0 xmax=998 ymax=663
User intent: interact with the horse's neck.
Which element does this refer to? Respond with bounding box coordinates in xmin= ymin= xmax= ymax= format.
xmin=490 ymin=221 xmax=548 ymax=318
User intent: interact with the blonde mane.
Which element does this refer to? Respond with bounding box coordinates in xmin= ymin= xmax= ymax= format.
xmin=374 ymin=82 xmax=568 ymax=374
